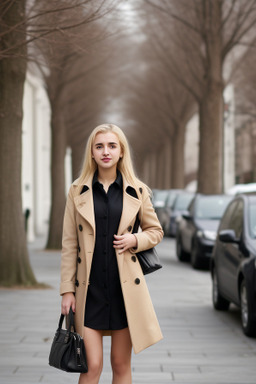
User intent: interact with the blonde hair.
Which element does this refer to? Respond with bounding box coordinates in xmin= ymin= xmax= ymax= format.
xmin=78 ymin=124 xmax=146 ymax=192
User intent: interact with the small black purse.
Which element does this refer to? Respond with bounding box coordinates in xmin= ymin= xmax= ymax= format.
xmin=136 ymin=247 xmax=162 ymax=275
xmin=49 ymin=308 xmax=88 ymax=373
xmin=133 ymin=214 xmax=162 ymax=275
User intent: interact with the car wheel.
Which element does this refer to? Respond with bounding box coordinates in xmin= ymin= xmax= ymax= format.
xmin=212 ymin=269 xmax=230 ymax=310
xmin=176 ymin=235 xmax=188 ymax=262
xmin=240 ymin=280 xmax=256 ymax=337
xmin=191 ymin=241 xmax=203 ymax=269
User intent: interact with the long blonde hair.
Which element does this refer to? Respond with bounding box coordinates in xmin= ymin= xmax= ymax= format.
xmin=78 ymin=124 xmax=146 ymax=192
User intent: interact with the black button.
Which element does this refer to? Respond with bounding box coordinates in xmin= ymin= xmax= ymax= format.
xmin=103 ymin=232 xmax=107 ymax=236
xmin=77 ymin=257 xmax=81 ymax=263
xmin=135 ymin=278 xmax=140 ymax=285
xmin=104 ymin=283 xmax=107 ymax=289
xmin=75 ymin=279 xmax=79 ymax=287
xmin=78 ymin=225 xmax=83 ymax=232
xmin=127 ymin=225 xmax=132 ymax=232
xmin=103 ymin=267 xmax=106 ymax=272
xmin=103 ymin=250 xmax=107 ymax=254
xmin=131 ymin=256 xmax=137 ymax=262
xmin=78 ymin=246 xmax=81 ymax=253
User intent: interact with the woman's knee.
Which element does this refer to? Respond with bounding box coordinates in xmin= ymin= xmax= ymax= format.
xmin=111 ymin=353 xmax=131 ymax=376
xmin=79 ymin=358 xmax=103 ymax=383
xmin=89 ymin=357 xmax=103 ymax=376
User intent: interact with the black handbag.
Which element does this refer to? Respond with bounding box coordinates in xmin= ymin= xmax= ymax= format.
xmin=133 ymin=214 xmax=162 ymax=275
xmin=49 ymin=308 xmax=88 ymax=373
xmin=136 ymin=247 xmax=162 ymax=275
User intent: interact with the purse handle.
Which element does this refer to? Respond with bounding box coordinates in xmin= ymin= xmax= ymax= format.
xmin=58 ymin=307 xmax=76 ymax=336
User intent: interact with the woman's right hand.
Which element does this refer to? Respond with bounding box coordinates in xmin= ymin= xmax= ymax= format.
xmin=61 ymin=292 xmax=76 ymax=315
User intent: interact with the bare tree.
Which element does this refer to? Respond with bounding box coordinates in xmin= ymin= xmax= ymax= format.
xmin=233 ymin=44 xmax=256 ymax=182
xmin=145 ymin=0 xmax=256 ymax=193
xmin=33 ymin=17 xmax=109 ymax=249
xmin=0 ymin=0 xmax=37 ymax=286
xmin=0 ymin=0 xmax=114 ymax=285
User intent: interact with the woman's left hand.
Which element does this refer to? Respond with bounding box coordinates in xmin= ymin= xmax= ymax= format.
xmin=113 ymin=234 xmax=137 ymax=253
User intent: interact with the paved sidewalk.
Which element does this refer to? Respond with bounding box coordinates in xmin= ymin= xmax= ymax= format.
xmin=0 ymin=237 xmax=256 ymax=384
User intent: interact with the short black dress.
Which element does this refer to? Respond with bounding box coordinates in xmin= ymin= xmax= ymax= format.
xmin=84 ymin=170 xmax=128 ymax=330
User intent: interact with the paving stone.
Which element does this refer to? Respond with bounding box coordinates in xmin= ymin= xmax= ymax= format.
xmin=1 ymin=237 xmax=256 ymax=384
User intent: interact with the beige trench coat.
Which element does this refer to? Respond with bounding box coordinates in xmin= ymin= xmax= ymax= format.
xmin=60 ymin=173 xmax=164 ymax=354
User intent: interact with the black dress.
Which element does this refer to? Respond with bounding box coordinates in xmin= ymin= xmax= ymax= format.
xmin=84 ymin=170 xmax=128 ymax=330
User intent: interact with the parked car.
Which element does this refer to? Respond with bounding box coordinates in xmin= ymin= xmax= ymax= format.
xmin=227 ymin=183 xmax=256 ymax=196
xmin=152 ymin=189 xmax=169 ymax=217
xmin=160 ymin=189 xmax=183 ymax=234
xmin=176 ymin=194 xmax=233 ymax=269
xmin=167 ymin=192 xmax=194 ymax=237
xmin=211 ymin=194 xmax=256 ymax=337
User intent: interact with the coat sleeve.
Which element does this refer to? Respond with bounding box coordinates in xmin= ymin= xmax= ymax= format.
xmin=133 ymin=188 xmax=163 ymax=253
xmin=60 ymin=186 xmax=78 ymax=295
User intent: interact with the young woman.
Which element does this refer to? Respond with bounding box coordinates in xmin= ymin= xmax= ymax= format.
xmin=60 ymin=124 xmax=163 ymax=384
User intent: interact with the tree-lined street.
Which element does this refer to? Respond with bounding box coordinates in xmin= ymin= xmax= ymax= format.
xmin=1 ymin=0 xmax=256 ymax=286
xmin=1 ymin=237 xmax=256 ymax=384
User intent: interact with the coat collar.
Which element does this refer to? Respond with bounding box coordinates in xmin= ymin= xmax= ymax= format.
xmin=73 ymin=172 xmax=141 ymax=235
xmin=92 ymin=169 xmax=123 ymax=190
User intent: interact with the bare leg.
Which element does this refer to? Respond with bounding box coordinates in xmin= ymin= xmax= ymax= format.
xmin=78 ymin=327 xmax=103 ymax=384
xmin=111 ymin=328 xmax=132 ymax=384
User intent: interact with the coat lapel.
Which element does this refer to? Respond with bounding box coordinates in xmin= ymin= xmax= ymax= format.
xmin=117 ymin=190 xmax=141 ymax=236
xmin=117 ymin=179 xmax=142 ymax=275
xmin=73 ymin=176 xmax=95 ymax=235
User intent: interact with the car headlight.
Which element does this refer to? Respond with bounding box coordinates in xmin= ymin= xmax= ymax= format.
xmin=197 ymin=230 xmax=216 ymax=241
xmin=204 ymin=230 xmax=217 ymax=240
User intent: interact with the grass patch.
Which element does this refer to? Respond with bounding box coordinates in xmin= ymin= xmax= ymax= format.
xmin=0 ymin=282 xmax=52 ymax=290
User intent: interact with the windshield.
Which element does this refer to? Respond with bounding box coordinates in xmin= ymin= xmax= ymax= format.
xmin=195 ymin=195 xmax=232 ymax=220
xmin=153 ymin=190 xmax=169 ymax=207
xmin=154 ymin=190 xmax=169 ymax=202
xmin=248 ymin=203 xmax=256 ymax=239
xmin=174 ymin=194 xmax=194 ymax=211
xmin=166 ymin=192 xmax=179 ymax=207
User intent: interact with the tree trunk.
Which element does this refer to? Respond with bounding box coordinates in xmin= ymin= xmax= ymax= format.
xmin=46 ymin=108 xmax=67 ymax=249
xmin=163 ymin=138 xmax=172 ymax=189
xmin=140 ymin=152 xmax=151 ymax=186
xmin=156 ymin=149 xmax=165 ymax=189
xmin=71 ymin=142 xmax=85 ymax=181
xmin=171 ymin=123 xmax=186 ymax=189
xmin=0 ymin=1 xmax=37 ymax=286
xmin=197 ymin=0 xmax=223 ymax=194
xmin=148 ymin=151 xmax=158 ymax=189
xmin=197 ymin=82 xmax=223 ymax=194
xmin=251 ymin=125 xmax=256 ymax=182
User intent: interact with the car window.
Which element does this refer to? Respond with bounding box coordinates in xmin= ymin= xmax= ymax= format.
xmin=174 ymin=194 xmax=194 ymax=211
xmin=219 ymin=200 xmax=238 ymax=231
xmin=166 ymin=192 xmax=178 ymax=208
xmin=188 ymin=198 xmax=195 ymax=215
xmin=153 ymin=190 xmax=169 ymax=208
xmin=229 ymin=200 xmax=244 ymax=238
xmin=248 ymin=203 xmax=256 ymax=239
xmin=195 ymin=195 xmax=232 ymax=220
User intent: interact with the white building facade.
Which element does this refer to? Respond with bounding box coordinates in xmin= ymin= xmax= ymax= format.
xmin=22 ymin=72 xmax=51 ymax=241
xmin=22 ymin=71 xmax=73 ymax=242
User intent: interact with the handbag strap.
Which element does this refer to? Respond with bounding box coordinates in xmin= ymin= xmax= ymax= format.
xmin=132 ymin=187 xmax=143 ymax=234
xmin=58 ymin=307 xmax=75 ymax=333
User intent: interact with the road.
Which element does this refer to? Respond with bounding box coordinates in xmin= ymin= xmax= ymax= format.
xmin=0 ymin=237 xmax=256 ymax=384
